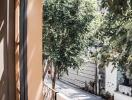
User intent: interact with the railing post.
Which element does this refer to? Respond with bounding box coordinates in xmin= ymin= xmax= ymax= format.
xmin=55 ymin=92 xmax=58 ymax=100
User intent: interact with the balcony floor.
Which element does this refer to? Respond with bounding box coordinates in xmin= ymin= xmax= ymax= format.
xmin=45 ymin=78 xmax=103 ymax=100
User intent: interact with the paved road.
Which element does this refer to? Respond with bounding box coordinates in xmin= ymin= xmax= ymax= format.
xmin=45 ymin=79 xmax=103 ymax=100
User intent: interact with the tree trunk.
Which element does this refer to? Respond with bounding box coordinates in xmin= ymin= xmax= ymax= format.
xmin=43 ymin=59 xmax=51 ymax=82
xmin=52 ymin=67 xmax=57 ymax=100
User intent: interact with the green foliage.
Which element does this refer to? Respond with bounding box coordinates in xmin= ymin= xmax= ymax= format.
xmin=43 ymin=0 xmax=98 ymax=74
xmin=88 ymin=0 xmax=132 ymax=74
xmin=101 ymin=0 xmax=132 ymax=15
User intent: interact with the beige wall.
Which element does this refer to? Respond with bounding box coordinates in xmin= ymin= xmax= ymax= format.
xmin=0 ymin=0 xmax=43 ymax=99
xmin=26 ymin=0 xmax=43 ymax=99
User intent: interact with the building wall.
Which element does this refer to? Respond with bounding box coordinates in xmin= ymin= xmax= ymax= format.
xmin=26 ymin=0 xmax=43 ymax=99
xmin=0 ymin=0 xmax=43 ymax=100
xmin=105 ymin=62 xmax=118 ymax=95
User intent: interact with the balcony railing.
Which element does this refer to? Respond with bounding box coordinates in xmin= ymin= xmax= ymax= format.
xmin=43 ymin=83 xmax=72 ymax=100
xmin=43 ymin=84 xmax=57 ymax=100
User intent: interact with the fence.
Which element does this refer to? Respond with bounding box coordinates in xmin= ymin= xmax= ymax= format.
xmin=60 ymin=61 xmax=97 ymax=94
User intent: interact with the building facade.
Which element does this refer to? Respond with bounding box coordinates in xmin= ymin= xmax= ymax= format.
xmin=0 ymin=0 xmax=43 ymax=100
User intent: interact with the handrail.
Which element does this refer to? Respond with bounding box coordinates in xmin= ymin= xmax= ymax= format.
xmin=44 ymin=83 xmax=57 ymax=93
xmin=43 ymin=83 xmax=57 ymax=100
xmin=43 ymin=83 xmax=73 ymax=100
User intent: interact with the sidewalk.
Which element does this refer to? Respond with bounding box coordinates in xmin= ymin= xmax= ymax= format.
xmin=45 ymin=79 xmax=103 ymax=100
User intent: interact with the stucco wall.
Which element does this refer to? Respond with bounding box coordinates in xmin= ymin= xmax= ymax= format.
xmin=105 ymin=62 xmax=118 ymax=95
xmin=26 ymin=0 xmax=43 ymax=99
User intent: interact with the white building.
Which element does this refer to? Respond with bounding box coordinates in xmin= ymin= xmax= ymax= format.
xmin=105 ymin=62 xmax=132 ymax=100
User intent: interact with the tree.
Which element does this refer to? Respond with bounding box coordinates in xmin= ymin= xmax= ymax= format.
xmin=43 ymin=0 xmax=98 ymax=93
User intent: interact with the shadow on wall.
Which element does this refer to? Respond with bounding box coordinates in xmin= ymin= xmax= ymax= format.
xmin=0 ymin=0 xmax=9 ymax=100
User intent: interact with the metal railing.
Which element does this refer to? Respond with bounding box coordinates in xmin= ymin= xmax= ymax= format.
xmin=43 ymin=84 xmax=57 ymax=100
